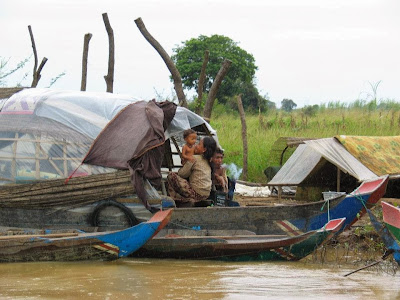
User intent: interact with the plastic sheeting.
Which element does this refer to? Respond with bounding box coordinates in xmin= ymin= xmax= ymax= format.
xmin=234 ymin=183 xmax=271 ymax=197
xmin=268 ymin=137 xmax=377 ymax=185
xmin=305 ymin=138 xmax=377 ymax=180
xmin=0 ymin=88 xmax=217 ymax=185
xmin=268 ymin=144 xmax=320 ymax=185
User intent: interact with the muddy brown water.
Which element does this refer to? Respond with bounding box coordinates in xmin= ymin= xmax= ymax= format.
xmin=0 ymin=258 xmax=399 ymax=299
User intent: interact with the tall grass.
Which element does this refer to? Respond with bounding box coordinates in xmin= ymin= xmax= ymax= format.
xmin=210 ymin=100 xmax=400 ymax=182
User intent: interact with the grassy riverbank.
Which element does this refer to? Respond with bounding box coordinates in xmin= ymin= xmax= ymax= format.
xmin=210 ymin=102 xmax=400 ymax=182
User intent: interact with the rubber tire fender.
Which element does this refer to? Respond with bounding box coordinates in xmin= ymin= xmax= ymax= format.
xmin=90 ymin=199 xmax=139 ymax=227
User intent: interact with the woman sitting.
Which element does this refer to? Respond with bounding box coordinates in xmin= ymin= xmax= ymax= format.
xmin=167 ymin=136 xmax=216 ymax=207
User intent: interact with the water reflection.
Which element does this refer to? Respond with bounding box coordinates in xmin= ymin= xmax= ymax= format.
xmin=0 ymin=259 xmax=398 ymax=299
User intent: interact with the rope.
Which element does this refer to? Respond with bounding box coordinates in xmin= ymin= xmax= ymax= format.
xmin=320 ymin=190 xmax=371 ymax=224
xmin=352 ymin=191 xmax=368 ymax=210
xmin=320 ymin=198 xmax=331 ymax=222
xmin=168 ymin=221 xmax=202 ymax=231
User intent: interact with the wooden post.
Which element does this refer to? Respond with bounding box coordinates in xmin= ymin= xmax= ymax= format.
xmin=195 ymin=50 xmax=209 ymax=115
xmin=102 ymin=13 xmax=115 ymax=93
xmin=28 ymin=25 xmax=48 ymax=87
xmin=134 ymin=17 xmax=188 ymax=108
xmin=11 ymin=133 xmax=18 ymax=182
xmin=237 ymin=94 xmax=248 ymax=181
xmin=63 ymin=142 xmax=68 ymax=177
xmin=35 ymin=138 xmax=40 ymax=180
xmin=81 ymin=33 xmax=93 ymax=91
xmin=203 ymin=59 xmax=232 ymax=121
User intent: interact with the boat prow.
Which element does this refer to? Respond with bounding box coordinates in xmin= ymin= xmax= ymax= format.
xmin=0 ymin=209 xmax=172 ymax=262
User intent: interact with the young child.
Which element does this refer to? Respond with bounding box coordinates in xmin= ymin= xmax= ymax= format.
xmin=211 ymin=148 xmax=228 ymax=193
xmin=181 ymin=129 xmax=198 ymax=165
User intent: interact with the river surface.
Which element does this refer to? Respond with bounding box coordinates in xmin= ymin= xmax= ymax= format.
xmin=0 ymin=258 xmax=399 ymax=299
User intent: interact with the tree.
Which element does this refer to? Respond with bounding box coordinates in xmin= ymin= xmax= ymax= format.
xmin=236 ymin=81 xmax=275 ymax=112
xmin=281 ymin=99 xmax=297 ymax=112
xmin=172 ymin=35 xmax=257 ymax=103
xmin=303 ymin=104 xmax=319 ymax=117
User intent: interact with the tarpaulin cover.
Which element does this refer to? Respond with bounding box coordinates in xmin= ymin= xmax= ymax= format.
xmin=268 ymin=137 xmax=377 ymax=185
xmin=336 ymin=135 xmax=400 ymax=176
xmin=83 ymin=100 xmax=165 ymax=169
xmin=268 ymin=144 xmax=322 ymax=185
xmin=81 ymin=99 xmax=177 ymax=209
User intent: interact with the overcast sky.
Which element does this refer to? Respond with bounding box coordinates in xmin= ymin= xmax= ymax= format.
xmin=1 ymin=0 xmax=399 ymax=107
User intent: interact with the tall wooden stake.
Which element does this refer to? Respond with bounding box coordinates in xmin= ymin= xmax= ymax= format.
xmin=237 ymin=94 xmax=248 ymax=181
xmin=195 ymin=50 xmax=209 ymax=115
xmin=102 ymin=13 xmax=115 ymax=93
xmin=81 ymin=33 xmax=93 ymax=91
xmin=134 ymin=17 xmax=188 ymax=108
xmin=203 ymin=59 xmax=232 ymax=122
xmin=28 ymin=25 xmax=48 ymax=87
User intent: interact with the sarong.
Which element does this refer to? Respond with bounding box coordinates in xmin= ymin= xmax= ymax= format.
xmin=167 ymin=172 xmax=208 ymax=207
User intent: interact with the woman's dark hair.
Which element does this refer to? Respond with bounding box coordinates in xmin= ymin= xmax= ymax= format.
xmin=202 ymin=136 xmax=217 ymax=161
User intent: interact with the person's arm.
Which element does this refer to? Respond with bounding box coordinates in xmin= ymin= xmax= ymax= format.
xmin=181 ymin=145 xmax=190 ymax=160
xmin=182 ymin=145 xmax=195 ymax=162
xmin=221 ymin=168 xmax=228 ymax=192
xmin=215 ymin=174 xmax=225 ymax=186
xmin=178 ymin=159 xmax=194 ymax=178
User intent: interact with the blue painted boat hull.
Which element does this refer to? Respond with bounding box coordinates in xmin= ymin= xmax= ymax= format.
xmin=0 ymin=209 xmax=172 ymax=262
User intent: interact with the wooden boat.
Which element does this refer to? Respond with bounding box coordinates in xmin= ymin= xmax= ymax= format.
xmin=382 ymin=202 xmax=400 ymax=241
xmin=367 ymin=206 xmax=400 ymax=265
xmin=0 ymin=209 xmax=171 ymax=262
xmin=166 ymin=176 xmax=389 ymax=235
xmin=133 ymin=218 xmax=345 ymax=261
xmin=0 ymin=175 xmax=388 ymax=236
xmin=380 ymin=201 xmax=400 ymax=264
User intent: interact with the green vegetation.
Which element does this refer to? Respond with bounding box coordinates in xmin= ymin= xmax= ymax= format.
xmin=210 ymin=99 xmax=400 ymax=182
xmin=172 ymin=34 xmax=272 ymax=112
xmin=172 ymin=34 xmax=257 ymax=102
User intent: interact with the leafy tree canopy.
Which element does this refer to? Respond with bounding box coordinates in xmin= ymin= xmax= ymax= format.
xmin=281 ymin=99 xmax=297 ymax=112
xmin=236 ymin=81 xmax=275 ymax=112
xmin=302 ymin=104 xmax=319 ymax=117
xmin=172 ymin=34 xmax=257 ymax=103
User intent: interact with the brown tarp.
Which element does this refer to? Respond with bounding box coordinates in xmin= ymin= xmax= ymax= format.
xmin=83 ymin=100 xmax=177 ymax=210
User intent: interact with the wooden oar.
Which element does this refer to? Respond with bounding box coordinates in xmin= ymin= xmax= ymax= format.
xmin=343 ymin=249 xmax=394 ymax=277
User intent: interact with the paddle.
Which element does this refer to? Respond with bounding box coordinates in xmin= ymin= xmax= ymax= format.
xmin=343 ymin=248 xmax=394 ymax=277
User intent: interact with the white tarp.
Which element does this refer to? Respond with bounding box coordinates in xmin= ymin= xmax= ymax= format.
xmin=234 ymin=183 xmax=271 ymax=197
xmin=268 ymin=137 xmax=377 ymax=185
xmin=305 ymin=138 xmax=376 ymax=180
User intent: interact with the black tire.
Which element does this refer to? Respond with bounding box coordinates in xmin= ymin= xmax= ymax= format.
xmin=90 ymin=199 xmax=139 ymax=227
